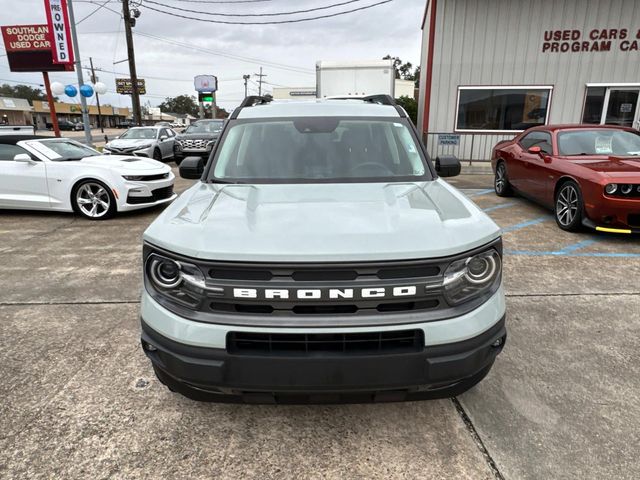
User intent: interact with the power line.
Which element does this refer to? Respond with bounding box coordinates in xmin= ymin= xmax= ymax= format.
xmin=76 ymin=0 xmax=113 ymax=24
xmin=134 ymin=31 xmax=315 ymax=75
xmin=144 ymin=0 xmax=369 ymax=17
xmin=141 ymin=0 xmax=394 ymax=25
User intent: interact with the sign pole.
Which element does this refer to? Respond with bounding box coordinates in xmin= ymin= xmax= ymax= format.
xmin=42 ymin=71 xmax=60 ymax=137
xmin=65 ymin=0 xmax=93 ymax=145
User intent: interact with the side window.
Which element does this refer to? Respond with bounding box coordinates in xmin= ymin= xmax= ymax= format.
xmin=160 ymin=128 xmax=169 ymax=138
xmin=0 ymin=144 xmax=32 ymax=161
xmin=520 ymin=131 xmax=552 ymax=154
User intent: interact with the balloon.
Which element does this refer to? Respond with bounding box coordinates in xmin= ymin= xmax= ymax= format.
xmin=79 ymin=84 xmax=94 ymax=98
xmin=64 ymin=85 xmax=78 ymax=97
xmin=50 ymin=81 xmax=65 ymax=96
xmin=94 ymin=82 xmax=107 ymax=95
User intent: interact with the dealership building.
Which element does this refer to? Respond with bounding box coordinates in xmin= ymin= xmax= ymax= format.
xmin=417 ymin=0 xmax=640 ymax=161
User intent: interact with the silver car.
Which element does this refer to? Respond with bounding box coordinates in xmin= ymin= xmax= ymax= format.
xmin=103 ymin=126 xmax=176 ymax=161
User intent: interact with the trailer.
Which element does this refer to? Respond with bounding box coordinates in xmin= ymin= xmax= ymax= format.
xmin=316 ymin=60 xmax=395 ymax=99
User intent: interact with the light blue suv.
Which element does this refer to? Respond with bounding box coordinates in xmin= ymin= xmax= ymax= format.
xmin=140 ymin=95 xmax=506 ymax=403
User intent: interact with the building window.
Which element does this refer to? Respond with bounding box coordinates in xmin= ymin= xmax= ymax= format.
xmin=582 ymin=87 xmax=606 ymax=124
xmin=455 ymin=86 xmax=553 ymax=132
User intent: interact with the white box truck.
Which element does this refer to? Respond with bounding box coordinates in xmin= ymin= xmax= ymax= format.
xmin=316 ymin=60 xmax=395 ymax=98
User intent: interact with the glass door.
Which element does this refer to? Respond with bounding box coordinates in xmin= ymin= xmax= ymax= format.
xmin=601 ymin=88 xmax=640 ymax=129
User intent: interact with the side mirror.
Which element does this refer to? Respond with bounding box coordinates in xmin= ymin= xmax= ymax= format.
xmin=179 ymin=156 xmax=205 ymax=179
xmin=159 ymin=135 xmax=168 ymax=141
xmin=435 ymin=155 xmax=461 ymax=178
xmin=528 ymin=146 xmax=542 ymax=155
xmin=14 ymin=153 xmax=34 ymax=163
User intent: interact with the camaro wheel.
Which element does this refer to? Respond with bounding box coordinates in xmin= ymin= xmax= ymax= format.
xmin=73 ymin=180 xmax=116 ymax=220
xmin=494 ymin=162 xmax=513 ymax=197
xmin=153 ymin=148 xmax=162 ymax=161
xmin=555 ymin=181 xmax=583 ymax=231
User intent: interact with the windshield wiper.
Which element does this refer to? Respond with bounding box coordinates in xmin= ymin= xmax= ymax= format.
xmin=208 ymin=179 xmax=245 ymax=184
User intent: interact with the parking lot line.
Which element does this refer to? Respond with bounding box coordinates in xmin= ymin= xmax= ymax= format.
xmin=502 ymin=216 xmax=549 ymax=233
xmin=482 ymin=202 xmax=517 ymax=213
xmin=468 ymin=188 xmax=495 ymax=197
xmin=556 ymin=239 xmax=598 ymax=254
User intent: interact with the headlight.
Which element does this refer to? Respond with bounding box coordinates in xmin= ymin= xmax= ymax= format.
xmin=174 ymin=141 xmax=182 ymax=150
xmin=206 ymin=140 xmax=215 ymax=149
xmin=122 ymin=175 xmax=144 ymax=181
xmin=605 ymin=184 xmax=617 ymax=195
xmin=621 ymin=184 xmax=632 ymax=195
xmin=135 ymin=144 xmax=153 ymax=150
xmin=443 ymin=249 xmax=502 ymax=305
xmin=145 ymin=253 xmax=221 ymax=308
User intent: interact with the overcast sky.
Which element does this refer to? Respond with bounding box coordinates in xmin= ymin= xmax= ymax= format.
xmin=1 ymin=0 xmax=425 ymax=111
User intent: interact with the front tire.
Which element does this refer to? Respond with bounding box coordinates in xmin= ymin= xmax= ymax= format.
xmin=153 ymin=148 xmax=162 ymax=161
xmin=72 ymin=179 xmax=117 ymax=220
xmin=555 ymin=180 xmax=583 ymax=231
xmin=494 ymin=161 xmax=513 ymax=197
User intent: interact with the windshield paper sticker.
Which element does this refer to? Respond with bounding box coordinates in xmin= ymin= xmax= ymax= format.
xmin=594 ymin=136 xmax=613 ymax=154
xmin=26 ymin=141 xmax=62 ymax=159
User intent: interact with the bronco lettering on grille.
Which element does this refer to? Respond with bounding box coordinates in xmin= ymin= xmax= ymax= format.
xmin=232 ymin=286 xmax=418 ymax=300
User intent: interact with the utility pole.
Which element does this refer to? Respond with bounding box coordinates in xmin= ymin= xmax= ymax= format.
xmin=254 ymin=67 xmax=266 ymax=96
xmin=243 ymin=74 xmax=250 ymax=98
xmin=88 ymin=57 xmax=104 ymax=133
xmin=122 ymin=0 xmax=142 ymax=125
xmin=66 ymin=0 xmax=93 ymax=145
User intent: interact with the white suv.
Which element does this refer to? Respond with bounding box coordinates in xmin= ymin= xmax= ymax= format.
xmin=140 ymin=96 xmax=506 ymax=403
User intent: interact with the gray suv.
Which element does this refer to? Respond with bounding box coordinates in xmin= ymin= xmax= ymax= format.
xmin=140 ymin=96 xmax=506 ymax=403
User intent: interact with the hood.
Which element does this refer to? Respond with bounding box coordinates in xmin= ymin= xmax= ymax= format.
xmin=144 ymin=179 xmax=500 ymax=262
xmin=79 ymin=155 xmax=170 ymax=172
xmin=563 ymin=156 xmax=640 ymax=178
xmin=106 ymin=138 xmax=155 ymax=148
xmin=176 ymin=132 xmax=220 ymax=141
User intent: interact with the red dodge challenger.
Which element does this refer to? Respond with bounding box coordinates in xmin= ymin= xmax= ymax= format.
xmin=491 ymin=125 xmax=640 ymax=233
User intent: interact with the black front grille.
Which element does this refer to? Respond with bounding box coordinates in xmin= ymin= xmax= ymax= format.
xmin=152 ymin=185 xmax=174 ymax=201
xmin=227 ymin=330 xmax=424 ymax=356
xmin=127 ymin=185 xmax=174 ymax=205
xmin=137 ymin=173 xmax=169 ymax=181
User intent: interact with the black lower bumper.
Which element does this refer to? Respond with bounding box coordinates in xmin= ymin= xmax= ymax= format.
xmin=141 ymin=316 xmax=506 ymax=403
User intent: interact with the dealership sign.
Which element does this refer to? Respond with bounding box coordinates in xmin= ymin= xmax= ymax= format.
xmin=44 ymin=0 xmax=74 ymax=64
xmin=194 ymin=75 xmax=218 ymax=93
xmin=0 ymin=24 xmax=73 ymax=72
xmin=542 ymin=28 xmax=640 ymax=53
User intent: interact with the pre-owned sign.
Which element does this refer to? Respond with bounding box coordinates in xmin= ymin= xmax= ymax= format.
xmin=44 ymin=0 xmax=74 ymax=64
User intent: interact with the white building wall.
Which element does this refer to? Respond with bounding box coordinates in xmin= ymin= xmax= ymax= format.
xmin=419 ymin=0 xmax=640 ymax=161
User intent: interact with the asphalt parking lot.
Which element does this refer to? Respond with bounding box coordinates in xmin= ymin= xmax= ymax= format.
xmin=1 ymin=170 xmax=639 ymax=480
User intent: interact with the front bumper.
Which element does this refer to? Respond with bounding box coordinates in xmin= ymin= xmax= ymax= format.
xmin=140 ymin=289 xmax=506 ymax=401
xmin=585 ymin=195 xmax=640 ymax=232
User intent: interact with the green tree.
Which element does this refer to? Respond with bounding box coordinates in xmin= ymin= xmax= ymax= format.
xmin=158 ymin=94 xmax=199 ymax=116
xmin=382 ymin=55 xmax=420 ymax=83
xmin=395 ymin=95 xmax=418 ymax=126
xmin=0 ymin=83 xmax=55 ymax=102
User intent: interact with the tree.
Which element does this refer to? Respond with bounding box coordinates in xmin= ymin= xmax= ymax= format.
xmin=382 ymin=55 xmax=420 ymax=84
xmin=158 ymin=94 xmax=199 ymax=116
xmin=395 ymin=95 xmax=418 ymax=126
xmin=0 ymin=83 xmax=55 ymax=102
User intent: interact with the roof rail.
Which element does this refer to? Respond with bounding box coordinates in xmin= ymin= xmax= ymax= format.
xmin=362 ymin=94 xmax=396 ymax=106
xmin=238 ymin=95 xmax=272 ymax=109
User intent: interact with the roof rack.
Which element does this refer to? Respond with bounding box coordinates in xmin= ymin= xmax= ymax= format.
xmin=361 ymin=94 xmax=397 ymax=106
xmin=238 ymin=95 xmax=272 ymax=109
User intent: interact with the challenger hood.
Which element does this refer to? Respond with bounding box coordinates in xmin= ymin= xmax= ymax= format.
xmin=144 ymin=180 xmax=500 ymax=262
xmin=565 ymin=156 xmax=640 ymax=178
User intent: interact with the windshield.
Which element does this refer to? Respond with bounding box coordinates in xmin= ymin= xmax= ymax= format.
xmin=120 ymin=128 xmax=158 ymax=140
xmin=557 ymin=129 xmax=640 ymax=156
xmin=186 ymin=121 xmax=223 ymax=134
xmin=26 ymin=139 xmax=100 ymax=161
xmin=208 ymin=117 xmax=430 ymax=183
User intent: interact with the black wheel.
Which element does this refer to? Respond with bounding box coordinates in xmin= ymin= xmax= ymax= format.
xmin=494 ymin=161 xmax=513 ymax=197
xmin=555 ymin=180 xmax=583 ymax=231
xmin=72 ymin=179 xmax=117 ymax=220
xmin=173 ymin=156 xmax=183 ymax=166
xmin=153 ymin=148 xmax=162 ymax=161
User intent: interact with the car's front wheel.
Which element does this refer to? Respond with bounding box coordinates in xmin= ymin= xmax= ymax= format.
xmin=494 ymin=162 xmax=513 ymax=197
xmin=153 ymin=148 xmax=162 ymax=161
xmin=72 ymin=179 xmax=117 ymax=220
xmin=555 ymin=180 xmax=583 ymax=231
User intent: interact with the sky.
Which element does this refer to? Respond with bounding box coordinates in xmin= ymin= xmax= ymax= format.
xmin=0 ymin=0 xmax=425 ymax=112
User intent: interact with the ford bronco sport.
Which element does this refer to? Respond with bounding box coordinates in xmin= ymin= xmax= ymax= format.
xmin=140 ymin=95 xmax=506 ymax=403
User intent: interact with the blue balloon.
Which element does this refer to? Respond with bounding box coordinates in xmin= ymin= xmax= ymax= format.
xmin=64 ymin=85 xmax=78 ymax=97
xmin=79 ymin=84 xmax=94 ymax=98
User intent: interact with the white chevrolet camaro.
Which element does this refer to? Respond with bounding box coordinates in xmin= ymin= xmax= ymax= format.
xmin=0 ymin=135 xmax=177 ymax=220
